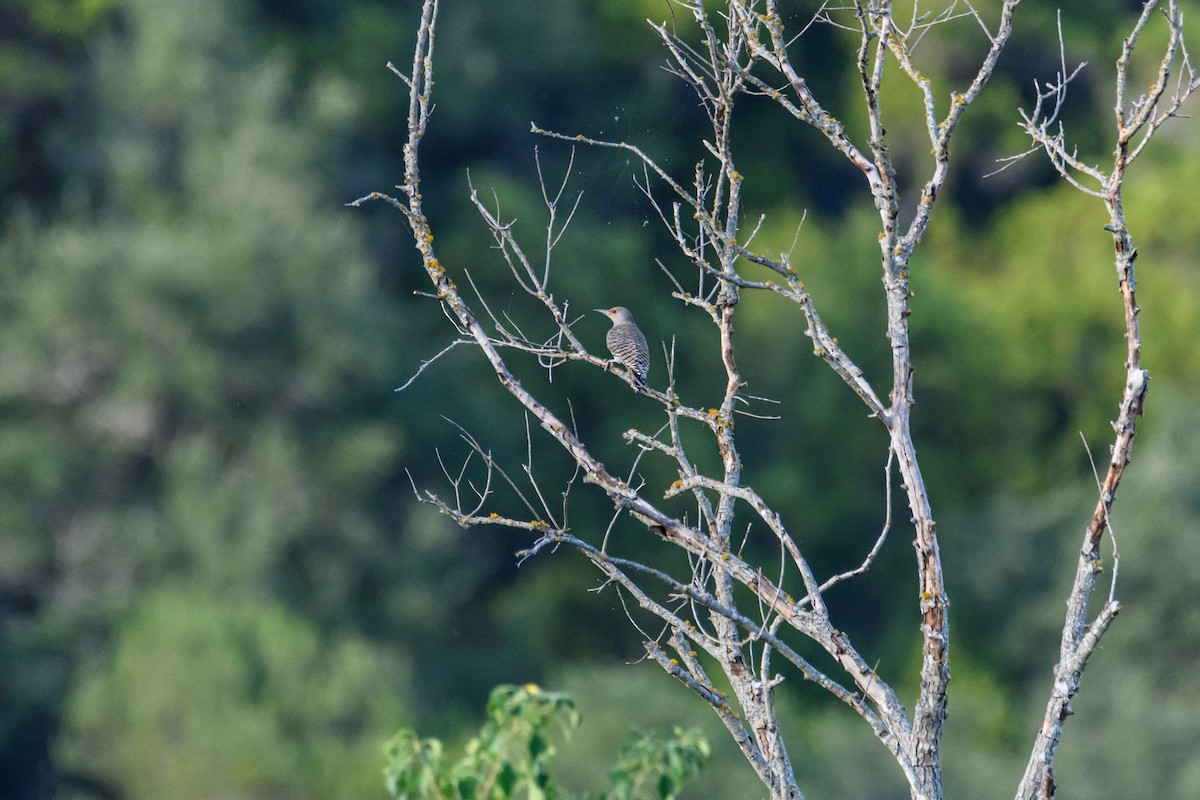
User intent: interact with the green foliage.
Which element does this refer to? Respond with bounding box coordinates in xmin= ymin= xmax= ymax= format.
xmin=384 ymin=685 xmax=578 ymax=800
xmin=0 ymin=0 xmax=117 ymax=209
xmin=383 ymin=685 xmax=709 ymax=800
xmin=605 ymin=727 xmax=710 ymax=800
xmin=0 ymin=0 xmax=418 ymax=794
xmin=58 ymin=589 xmax=407 ymax=800
xmin=0 ymin=0 xmax=408 ymax=606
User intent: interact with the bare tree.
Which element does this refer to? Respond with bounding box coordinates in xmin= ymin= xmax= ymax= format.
xmin=352 ymin=2 xmax=1198 ymax=798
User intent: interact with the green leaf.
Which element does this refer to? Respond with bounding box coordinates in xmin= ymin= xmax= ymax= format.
xmin=495 ymin=762 xmax=518 ymax=796
xmin=529 ymin=732 xmax=549 ymax=759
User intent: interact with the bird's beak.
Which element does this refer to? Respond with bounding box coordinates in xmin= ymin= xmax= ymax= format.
xmin=594 ymin=308 xmax=607 ymax=315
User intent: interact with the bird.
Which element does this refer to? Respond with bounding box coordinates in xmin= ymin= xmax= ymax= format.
xmin=595 ymin=306 xmax=650 ymax=391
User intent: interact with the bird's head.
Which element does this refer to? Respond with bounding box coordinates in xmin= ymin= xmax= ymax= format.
xmin=595 ymin=306 xmax=635 ymax=325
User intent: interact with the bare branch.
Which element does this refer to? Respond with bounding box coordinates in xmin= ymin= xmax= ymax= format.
xmin=814 ymin=447 xmax=895 ymax=595
xmin=1014 ymin=4 xmax=1187 ymax=797
xmin=394 ymin=338 xmax=472 ymax=392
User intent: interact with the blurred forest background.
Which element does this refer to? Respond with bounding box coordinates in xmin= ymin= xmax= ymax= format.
xmin=1 ymin=0 xmax=1198 ymax=798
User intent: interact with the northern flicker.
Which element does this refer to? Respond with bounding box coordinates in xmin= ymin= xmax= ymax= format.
xmin=595 ymin=306 xmax=650 ymax=390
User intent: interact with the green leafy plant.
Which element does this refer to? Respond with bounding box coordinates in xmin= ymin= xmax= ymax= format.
xmin=383 ymin=685 xmax=709 ymax=800
xmin=605 ymin=727 xmax=711 ymax=800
